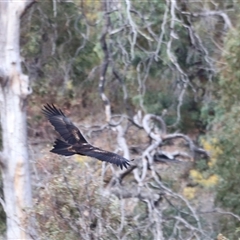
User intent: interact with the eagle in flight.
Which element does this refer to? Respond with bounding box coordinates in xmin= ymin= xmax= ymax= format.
xmin=42 ymin=104 xmax=130 ymax=169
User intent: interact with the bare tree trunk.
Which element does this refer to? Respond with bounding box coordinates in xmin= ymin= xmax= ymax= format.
xmin=0 ymin=1 xmax=35 ymax=239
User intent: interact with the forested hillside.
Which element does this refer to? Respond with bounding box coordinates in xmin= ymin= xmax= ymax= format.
xmin=0 ymin=0 xmax=239 ymax=239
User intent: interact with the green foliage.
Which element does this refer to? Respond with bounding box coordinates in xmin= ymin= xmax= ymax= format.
xmin=204 ymin=19 xmax=240 ymax=237
xmin=218 ymin=217 xmax=240 ymax=240
xmin=21 ymin=1 xmax=99 ymax=97
xmin=195 ymin=158 xmax=209 ymax=172
xmin=144 ymin=91 xmax=172 ymax=113
xmin=218 ymin=29 xmax=240 ymax=110
xmin=213 ymin=25 xmax=240 ymax=208
xmin=213 ymin=106 xmax=240 ymax=214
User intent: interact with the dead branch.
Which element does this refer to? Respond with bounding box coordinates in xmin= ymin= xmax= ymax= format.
xmin=181 ymin=10 xmax=233 ymax=30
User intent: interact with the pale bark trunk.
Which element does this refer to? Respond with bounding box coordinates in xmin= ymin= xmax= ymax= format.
xmin=0 ymin=1 xmax=35 ymax=239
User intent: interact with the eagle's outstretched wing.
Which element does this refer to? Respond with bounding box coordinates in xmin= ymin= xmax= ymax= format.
xmin=43 ymin=104 xmax=130 ymax=169
xmin=74 ymin=143 xmax=130 ymax=169
xmin=42 ymin=104 xmax=87 ymax=144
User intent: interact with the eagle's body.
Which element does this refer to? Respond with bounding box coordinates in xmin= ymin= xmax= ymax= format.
xmin=42 ymin=104 xmax=130 ymax=169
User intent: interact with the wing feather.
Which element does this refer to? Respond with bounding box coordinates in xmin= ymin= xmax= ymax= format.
xmin=74 ymin=143 xmax=130 ymax=169
xmin=42 ymin=104 xmax=87 ymax=144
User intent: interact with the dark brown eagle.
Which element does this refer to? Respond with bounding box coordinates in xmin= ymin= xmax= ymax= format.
xmin=42 ymin=104 xmax=130 ymax=169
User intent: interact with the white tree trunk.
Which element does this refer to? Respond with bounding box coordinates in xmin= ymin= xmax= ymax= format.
xmin=0 ymin=1 xmax=34 ymax=239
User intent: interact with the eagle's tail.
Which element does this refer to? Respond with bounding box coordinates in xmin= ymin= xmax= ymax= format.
xmin=50 ymin=139 xmax=75 ymax=156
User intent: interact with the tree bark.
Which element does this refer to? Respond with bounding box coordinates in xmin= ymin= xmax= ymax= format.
xmin=0 ymin=1 xmax=35 ymax=239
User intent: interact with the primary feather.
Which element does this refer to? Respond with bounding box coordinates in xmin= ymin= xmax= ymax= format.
xmin=42 ymin=104 xmax=130 ymax=169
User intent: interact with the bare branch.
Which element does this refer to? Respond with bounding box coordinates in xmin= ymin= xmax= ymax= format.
xmin=182 ymin=10 xmax=233 ymax=30
xmin=124 ymin=0 xmax=137 ymax=60
xmin=115 ymin=125 xmax=130 ymax=160
xmin=99 ymin=1 xmax=111 ymax=123
xmin=142 ymin=114 xmax=167 ymax=138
